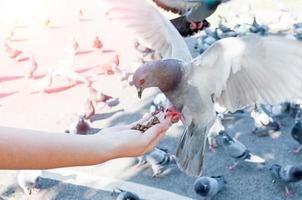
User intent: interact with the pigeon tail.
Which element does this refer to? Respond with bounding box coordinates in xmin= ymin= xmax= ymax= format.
xmin=176 ymin=124 xmax=208 ymax=177
xmin=243 ymin=152 xmax=266 ymax=164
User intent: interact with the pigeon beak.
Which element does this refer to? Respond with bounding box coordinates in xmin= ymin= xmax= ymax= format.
xmin=137 ymin=87 xmax=143 ymax=99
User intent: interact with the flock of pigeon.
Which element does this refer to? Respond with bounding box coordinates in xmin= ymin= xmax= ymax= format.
xmin=3 ymin=0 xmax=302 ymax=199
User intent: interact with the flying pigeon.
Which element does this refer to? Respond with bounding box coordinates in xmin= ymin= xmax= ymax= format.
xmin=269 ymin=164 xmax=302 ymax=197
xmin=137 ymin=147 xmax=176 ymax=177
xmin=152 ymin=0 xmax=230 ymax=36
xmin=194 ymin=175 xmax=226 ymax=199
xmin=102 ymin=0 xmax=302 ymax=176
xmin=219 ymin=131 xmax=265 ymax=170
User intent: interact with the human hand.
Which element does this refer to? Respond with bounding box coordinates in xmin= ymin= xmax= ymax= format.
xmin=98 ymin=112 xmax=171 ymax=158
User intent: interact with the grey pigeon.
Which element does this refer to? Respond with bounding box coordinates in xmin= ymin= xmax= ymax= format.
xmin=112 ymin=188 xmax=141 ymax=200
xmin=17 ymin=170 xmax=42 ymax=195
xmin=269 ymin=164 xmax=302 ymax=197
xmin=151 ymin=0 xmax=230 ymax=36
xmin=249 ymin=17 xmax=269 ymax=36
xmin=137 ymin=147 xmax=176 ymax=177
xmin=219 ymin=131 xmax=265 ymax=170
xmin=194 ymin=176 xmax=226 ymax=199
xmin=102 ymin=0 xmax=302 ymax=176
xmin=291 ymin=114 xmax=302 ymax=154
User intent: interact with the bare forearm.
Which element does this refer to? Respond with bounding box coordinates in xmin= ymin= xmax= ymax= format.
xmin=0 ymin=126 xmax=113 ymax=169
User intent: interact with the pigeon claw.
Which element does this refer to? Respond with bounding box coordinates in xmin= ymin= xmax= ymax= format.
xmin=285 ymin=186 xmax=294 ymax=198
xmin=165 ymin=111 xmax=182 ymax=123
xmin=293 ymin=146 xmax=302 ymax=154
xmin=209 ymin=143 xmax=217 ymax=153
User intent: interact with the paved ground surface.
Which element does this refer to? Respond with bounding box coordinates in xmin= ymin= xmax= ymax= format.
xmin=0 ymin=0 xmax=302 ymax=199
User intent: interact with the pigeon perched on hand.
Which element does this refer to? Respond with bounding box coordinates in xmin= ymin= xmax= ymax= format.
xmin=102 ymin=0 xmax=302 ymax=176
xmin=219 ymin=131 xmax=265 ymax=170
xmin=152 ymin=0 xmax=230 ymax=36
xmin=137 ymin=147 xmax=176 ymax=177
xmin=194 ymin=176 xmax=226 ymax=199
xmin=269 ymin=164 xmax=302 ymax=197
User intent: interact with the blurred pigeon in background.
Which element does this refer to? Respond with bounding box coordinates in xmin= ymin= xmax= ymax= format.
xmin=17 ymin=170 xmax=42 ymax=196
xmin=112 ymin=188 xmax=141 ymax=200
xmin=194 ymin=175 xmax=227 ymax=199
xmin=291 ymin=111 xmax=302 ymax=154
xmin=152 ymin=0 xmax=230 ymax=36
xmin=207 ymin=113 xmax=225 ymax=152
xmin=269 ymin=164 xmax=302 ymax=197
xmin=219 ymin=131 xmax=265 ymax=170
xmin=137 ymin=147 xmax=176 ymax=177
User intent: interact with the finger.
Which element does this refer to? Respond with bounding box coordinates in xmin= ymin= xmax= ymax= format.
xmin=141 ymin=118 xmax=169 ymax=144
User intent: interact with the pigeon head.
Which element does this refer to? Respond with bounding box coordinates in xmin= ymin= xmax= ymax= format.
xmin=290 ymin=166 xmax=302 ymax=181
xmin=269 ymin=164 xmax=281 ymax=178
xmin=219 ymin=131 xmax=233 ymax=144
xmin=133 ymin=59 xmax=183 ymax=98
xmin=194 ymin=177 xmax=210 ymax=196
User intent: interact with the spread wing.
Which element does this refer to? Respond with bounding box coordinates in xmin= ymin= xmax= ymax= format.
xmin=152 ymin=0 xmax=200 ymax=14
xmin=100 ymin=0 xmax=192 ymax=62
xmin=190 ymin=35 xmax=302 ymax=112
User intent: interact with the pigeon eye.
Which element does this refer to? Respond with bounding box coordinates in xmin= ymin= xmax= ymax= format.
xmin=139 ymin=79 xmax=145 ymax=85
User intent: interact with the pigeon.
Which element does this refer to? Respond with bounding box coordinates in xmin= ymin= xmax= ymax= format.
xmin=291 ymin=115 xmax=302 ymax=154
xmin=149 ymin=93 xmax=170 ymax=113
xmin=17 ymin=170 xmax=42 ymax=196
xmin=52 ymin=54 xmax=89 ymax=86
xmin=4 ymin=42 xmax=22 ymax=59
xmin=269 ymin=164 xmax=302 ymax=197
xmin=194 ymin=176 xmax=227 ymax=199
xmin=33 ymin=72 xmax=53 ymax=93
xmin=137 ymin=147 xmax=176 ymax=177
xmin=251 ymin=104 xmax=277 ymax=133
xmin=249 ymin=17 xmax=269 ymax=36
xmin=24 ymin=56 xmax=38 ymax=79
xmin=93 ymin=36 xmax=103 ymax=49
xmin=95 ymin=54 xmax=121 ymax=75
xmin=65 ymin=37 xmax=79 ymax=55
xmin=134 ymin=40 xmax=163 ymax=62
xmin=219 ymin=131 xmax=265 ymax=170
xmin=83 ymin=99 xmax=95 ymax=120
xmin=112 ymin=188 xmax=141 ymax=200
xmin=152 ymin=0 xmax=230 ymax=36
xmin=207 ymin=113 xmax=224 ymax=152
xmin=44 ymin=17 xmax=51 ymax=28
xmin=67 ymin=116 xmax=91 ymax=135
xmin=102 ymin=0 xmax=302 ymax=176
